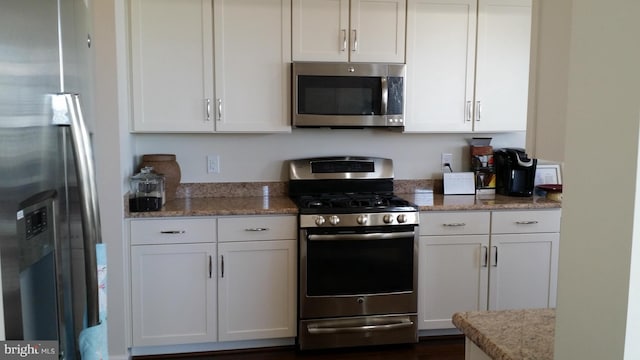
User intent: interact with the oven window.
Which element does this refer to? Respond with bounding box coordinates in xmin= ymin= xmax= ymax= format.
xmin=306 ymin=230 xmax=414 ymax=296
xmin=297 ymin=75 xmax=382 ymax=116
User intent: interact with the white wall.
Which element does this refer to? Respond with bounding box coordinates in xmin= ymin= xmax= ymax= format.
xmin=526 ymin=0 xmax=571 ymax=163
xmin=553 ymin=0 xmax=640 ymax=359
xmin=134 ymin=131 xmax=526 ymax=183
xmin=93 ymin=0 xmax=134 ymax=358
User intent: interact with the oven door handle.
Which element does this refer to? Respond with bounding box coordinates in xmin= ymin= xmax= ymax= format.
xmin=308 ymin=231 xmax=415 ymax=241
xmin=307 ymin=317 xmax=414 ymax=334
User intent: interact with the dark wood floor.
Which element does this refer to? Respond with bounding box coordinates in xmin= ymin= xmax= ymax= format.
xmin=136 ymin=336 xmax=465 ymax=360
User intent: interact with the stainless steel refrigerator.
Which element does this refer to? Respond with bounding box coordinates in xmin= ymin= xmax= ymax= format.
xmin=0 ymin=0 xmax=105 ymax=358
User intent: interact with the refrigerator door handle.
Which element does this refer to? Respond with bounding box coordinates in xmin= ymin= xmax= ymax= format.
xmin=52 ymin=93 xmax=102 ymax=328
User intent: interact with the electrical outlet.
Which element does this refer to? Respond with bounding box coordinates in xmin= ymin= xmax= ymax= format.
xmin=441 ymin=153 xmax=453 ymax=169
xmin=207 ymin=155 xmax=220 ymax=174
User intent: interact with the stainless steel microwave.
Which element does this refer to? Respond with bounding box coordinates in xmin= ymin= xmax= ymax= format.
xmin=292 ymin=62 xmax=406 ymax=129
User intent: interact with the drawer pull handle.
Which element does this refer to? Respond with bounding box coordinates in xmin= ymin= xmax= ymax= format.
xmin=160 ymin=230 xmax=186 ymax=234
xmin=245 ymin=228 xmax=269 ymax=232
xmin=515 ymin=221 xmax=539 ymax=225
xmin=443 ymin=223 xmax=466 ymax=227
xmin=221 ymin=255 xmax=225 ymax=278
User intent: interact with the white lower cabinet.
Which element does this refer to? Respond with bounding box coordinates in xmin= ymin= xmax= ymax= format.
xmin=418 ymin=209 xmax=561 ymax=330
xmin=488 ymin=210 xmax=561 ymax=310
xmin=129 ymin=215 xmax=297 ymax=348
xmin=418 ymin=211 xmax=490 ymax=330
xmin=130 ymin=218 xmax=217 ymax=346
xmin=217 ymin=216 xmax=297 ymax=342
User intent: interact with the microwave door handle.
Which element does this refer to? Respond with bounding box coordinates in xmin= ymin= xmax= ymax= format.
xmin=381 ymin=77 xmax=388 ymax=115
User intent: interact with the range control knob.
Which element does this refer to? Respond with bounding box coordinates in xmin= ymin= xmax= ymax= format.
xmin=397 ymin=214 xmax=408 ymax=223
xmin=356 ymin=215 xmax=368 ymax=225
xmin=383 ymin=214 xmax=395 ymax=224
xmin=315 ymin=216 xmax=326 ymax=226
xmin=329 ymin=215 xmax=340 ymax=226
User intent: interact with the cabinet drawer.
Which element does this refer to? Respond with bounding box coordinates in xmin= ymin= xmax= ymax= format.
xmin=218 ymin=215 xmax=297 ymax=242
xmin=420 ymin=211 xmax=490 ymax=235
xmin=130 ymin=218 xmax=216 ymax=245
xmin=491 ymin=209 xmax=561 ymax=234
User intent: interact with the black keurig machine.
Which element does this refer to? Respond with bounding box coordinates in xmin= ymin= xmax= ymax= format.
xmin=494 ymin=148 xmax=537 ymax=197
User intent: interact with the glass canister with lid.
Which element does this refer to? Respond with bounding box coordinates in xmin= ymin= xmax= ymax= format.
xmin=129 ymin=166 xmax=165 ymax=212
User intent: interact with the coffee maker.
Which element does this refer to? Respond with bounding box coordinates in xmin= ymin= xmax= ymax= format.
xmin=494 ymin=148 xmax=537 ymax=197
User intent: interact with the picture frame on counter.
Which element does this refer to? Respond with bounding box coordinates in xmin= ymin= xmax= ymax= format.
xmin=535 ymin=164 xmax=562 ymax=185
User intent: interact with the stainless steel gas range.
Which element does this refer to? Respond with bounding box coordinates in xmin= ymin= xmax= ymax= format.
xmin=288 ymin=156 xmax=419 ymax=350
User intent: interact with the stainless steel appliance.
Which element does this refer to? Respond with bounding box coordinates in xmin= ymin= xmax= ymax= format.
xmin=292 ymin=62 xmax=406 ymax=129
xmin=289 ymin=156 xmax=419 ymax=350
xmin=494 ymin=148 xmax=537 ymax=197
xmin=0 ymin=0 xmax=104 ymax=358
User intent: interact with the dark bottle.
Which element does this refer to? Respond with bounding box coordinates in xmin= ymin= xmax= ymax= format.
xmin=129 ymin=167 xmax=164 ymax=212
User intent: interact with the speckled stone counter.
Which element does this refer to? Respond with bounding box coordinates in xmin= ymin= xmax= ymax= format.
xmin=126 ymin=196 xmax=299 ymax=218
xmin=452 ymin=309 xmax=556 ymax=360
xmin=125 ymin=180 xmax=561 ymax=218
xmin=405 ymin=193 xmax=561 ymax=211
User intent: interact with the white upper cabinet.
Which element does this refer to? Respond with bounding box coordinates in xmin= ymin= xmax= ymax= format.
xmin=130 ymin=0 xmax=214 ymax=132
xmin=129 ymin=0 xmax=291 ymax=133
xmin=473 ymin=0 xmax=532 ymax=132
xmin=292 ymin=0 xmax=406 ymax=63
xmin=405 ymin=0 xmax=532 ymax=132
xmin=213 ymin=0 xmax=291 ymax=132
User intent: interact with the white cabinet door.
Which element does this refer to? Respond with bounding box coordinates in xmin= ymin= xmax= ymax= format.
xmin=292 ymin=0 xmax=350 ymax=62
xmin=418 ymin=211 xmax=490 ymax=330
xmin=292 ymin=0 xmax=406 ymax=63
xmin=488 ymin=233 xmax=559 ymax=310
xmin=130 ymin=0 xmax=214 ymax=132
xmin=473 ymin=0 xmax=532 ymax=132
xmin=217 ymin=240 xmax=297 ymax=341
xmin=418 ymin=235 xmax=489 ymax=330
xmin=213 ymin=0 xmax=291 ymax=132
xmin=405 ymin=0 xmax=476 ymax=132
xmin=131 ymin=243 xmax=217 ymax=346
xmin=404 ymin=0 xmax=531 ymax=132
xmin=349 ymin=0 xmax=406 ymax=63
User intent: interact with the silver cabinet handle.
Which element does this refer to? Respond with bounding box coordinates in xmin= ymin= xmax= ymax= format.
xmin=341 ymin=29 xmax=347 ymax=51
xmin=220 ymin=255 xmax=225 ymax=278
xmin=216 ymin=98 xmax=222 ymax=121
xmin=515 ymin=220 xmax=539 ymax=225
xmin=443 ymin=223 xmax=466 ymax=227
xmin=492 ymin=246 xmax=498 ymax=267
xmin=482 ymin=246 xmax=488 ymax=267
xmin=160 ymin=230 xmax=186 ymax=234
xmin=475 ymin=101 xmax=481 ymax=121
xmin=466 ymin=101 xmax=472 ymax=122
xmin=245 ymin=228 xmax=269 ymax=232
xmin=351 ymin=29 xmax=358 ymax=52
xmin=208 ymin=255 xmax=212 ymax=278
xmin=205 ymin=98 xmax=211 ymax=121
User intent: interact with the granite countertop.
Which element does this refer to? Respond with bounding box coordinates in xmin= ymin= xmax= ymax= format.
xmin=452 ymin=309 xmax=556 ymax=360
xmin=404 ymin=193 xmax=561 ymax=211
xmin=127 ymin=196 xmax=299 ymax=218
xmin=125 ymin=181 xmax=561 ymax=218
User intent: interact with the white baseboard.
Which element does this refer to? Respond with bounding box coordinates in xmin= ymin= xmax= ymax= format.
xmin=130 ymin=338 xmax=296 ymax=357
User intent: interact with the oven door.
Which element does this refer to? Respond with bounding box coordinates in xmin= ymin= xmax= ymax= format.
xmin=299 ymin=224 xmax=418 ymax=319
